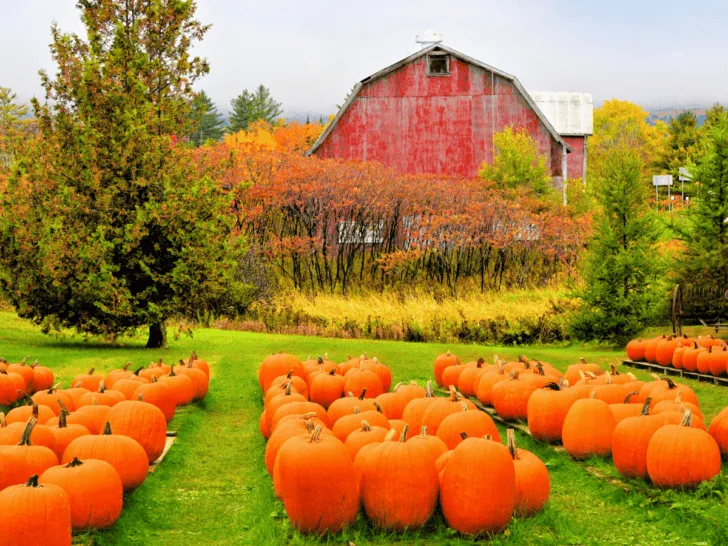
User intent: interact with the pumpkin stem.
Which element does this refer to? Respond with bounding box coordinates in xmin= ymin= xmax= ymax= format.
xmin=543 ymin=382 xmax=561 ymax=391
xmin=328 ymin=368 xmax=336 ymax=376
xmin=24 ymin=475 xmax=41 ymax=488
xmin=284 ymin=382 xmax=293 ymax=396
xmin=534 ymin=363 xmax=545 ymax=376
xmin=384 ymin=428 xmax=397 ymax=441
xmin=122 ymin=362 xmax=132 ymax=371
xmin=32 ymin=404 xmax=39 ymax=419
xmin=399 ymin=425 xmax=410 ymax=442
xmin=169 ymin=365 xmax=177 ymax=377
xmin=623 ymin=391 xmax=639 ymax=404
xmin=425 ymin=380 xmax=434 ymax=398
xmin=393 ymin=382 xmax=405 ymax=392
xmin=448 ymin=385 xmax=458 ymax=402
xmin=65 ymin=457 xmax=84 ymax=468
xmin=509 ymin=370 xmax=520 ymax=380
xmin=680 ymin=410 xmax=692 ymax=427
xmin=133 ymin=367 xmax=144 ymax=376
xmin=373 ymin=401 xmax=384 ymax=414
xmin=0 ymin=412 xmax=6 ymax=428
xmin=88 ymin=367 xmax=95 ymax=375
xmin=102 ymin=422 xmax=113 ymax=435
xmin=649 ymin=373 xmax=662 ymax=381
xmin=476 ymin=357 xmax=484 ymax=368
xmin=58 ymin=406 xmax=69 ymax=428
xmin=420 ymin=425 xmax=429 ymax=438
xmin=459 ymin=432 xmax=468 ymax=440
xmin=484 ymin=434 xmax=492 ymax=441
xmin=137 ymin=393 xmax=144 ymax=402
xmin=354 ymin=406 xmax=360 ymax=414
xmin=579 ymin=357 xmax=587 ymax=365
xmin=461 ymin=402 xmax=468 ymax=412
xmin=299 ymin=412 xmax=317 ymax=420
xmin=358 ymin=389 xmax=367 ymax=400
xmin=507 ymin=429 xmax=519 ymax=460
xmin=99 ymin=381 xmax=107 ymax=393
xmin=641 ymin=398 xmax=652 ymax=416
xmin=152 ymin=376 xmax=158 ymax=383
xmin=304 ymin=421 xmax=316 ymax=433
xmin=308 ymin=425 xmax=324 ymax=443
xmin=674 ymin=391 xmax=683 ymax=404
xmin=664 ymin=378 xmax=677 ymax=390
xmin=360 ymin=420 xmax=372 ymax=432
xmin=610 ymin=364 xmax=620 ymax=375
xmin=92 ymin=396 xmax=99 ymax=405
xmin=19 ymin=418 xmax=38 ymax=446
xmin=47 ymin=383 xmax=61 ymax=394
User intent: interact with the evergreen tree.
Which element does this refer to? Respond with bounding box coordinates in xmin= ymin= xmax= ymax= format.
xmin=570 ymin=146 xmax=662 ymax=344
xmin=188 ymin=90 xmax=225 ymax=146
xmin=228 ymin=85 xmax=282 ymax=132
xmin=0 ymin=87 xmax=30 ymax=170
xmin=0 ymin=0 xmax=249 ymax=348
xmin=675 ymin=110 xmax=728 ymax=290
xmin=658 ymin=110 xmax=699 ymax=195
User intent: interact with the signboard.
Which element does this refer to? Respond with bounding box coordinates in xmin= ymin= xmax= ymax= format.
xmin=653 ymin=175 xmax=673 ymax=187
xmin=678 ymin=167 xmax=692 ymax=182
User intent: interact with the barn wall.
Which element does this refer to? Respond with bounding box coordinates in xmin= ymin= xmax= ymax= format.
xmin=316 ymin=56 xmax=560 ymax=178
xmin=563 ymin=136 xmax=587 ymax=180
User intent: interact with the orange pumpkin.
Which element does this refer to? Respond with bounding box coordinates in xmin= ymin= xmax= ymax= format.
xmin=258 ymin=352 xmax=304 ymax=392
xmin=433 ymin=351 xmax=460 ymax=387
xmin=0 ymin=419 xmax=60 ymax=491
xmin=107 ymin=400 xmax=167 ymax=463
xmin=436 ymin=404 xmax=500 ymax=449
xmin=562 ymin=397 xmax=616 ymax=459
xmin=612 ymin=398 xmax=664 ymax=479
xmin=507 ymin=429 xmax=550 ymax=516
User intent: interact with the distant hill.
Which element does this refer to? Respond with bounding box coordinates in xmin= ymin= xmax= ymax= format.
xmin=645 ymin=106 xmax=710 ymax=127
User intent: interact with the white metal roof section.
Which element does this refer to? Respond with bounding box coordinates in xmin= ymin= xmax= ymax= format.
xmin=528 ymin=91 xmax=593 ymax=136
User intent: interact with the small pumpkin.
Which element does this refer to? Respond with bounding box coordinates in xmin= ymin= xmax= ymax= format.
xmin=433 ymin=350 xmax=460 ymax=387
xmin=507 ymin=429 xmax=550 ymax=517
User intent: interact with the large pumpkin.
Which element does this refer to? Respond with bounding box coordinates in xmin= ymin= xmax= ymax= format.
xmin=440 ymin=436 xmax=516 ymax=536
xmin=436 ymin=404 xmax=500 ymax=449
xmin=0 ymin=419 xmax=60 ymax=491
xmin=39 ymin=457 xmax=123 ymax=529
xmin=0 ymin=474 xmax=72 ymax=546
xmin=527 ymin=382 xmax=582 ymax=443
xmin=421 ymin=385 xmax=476 ymax=435
xmin=390 ymin=381 xmax=426 ymax=420
xmin=273 ymin=426 xmax=358 ymax=534
xmin=309 ymin=369 xmax=346 ymax=409
xmin=611 ymin=398 xmax=664 ymax=479
xmin=708 ymin=407 xmax=728 ymax=457
xmin=107 ymin=400 xmax=167 ymax=463
xmin=626 ymin=339 xmax=647 ymax=361
xmin=562 ymin=397 xmax=616 ymax=459
xmin=158 ymin=366 xmax=195 ymax=406
xmin=258 ymin=353 xmax=305 ymax=392
xmin=646 ymin=411 xmax=721 ymax=488
xmin=359 ymin=426 xmax=439 ymax=531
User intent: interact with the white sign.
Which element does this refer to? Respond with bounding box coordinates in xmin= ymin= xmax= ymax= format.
xmin=653 ymin=175 xmax=674 ymax=187
xmin=678 ymin=167 xmax=692 ymax=181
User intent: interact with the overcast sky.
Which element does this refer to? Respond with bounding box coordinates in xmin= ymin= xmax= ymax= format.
xmin=1 ymin=0 xmax=727 ymax=118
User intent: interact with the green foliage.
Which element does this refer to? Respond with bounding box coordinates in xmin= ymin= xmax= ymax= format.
xmin=479 ymin=126 xmax=553 ymax=195
xmin=228 ymin=84 xmax=282 ymax=133
xmin=570 ymin=146 xmax=663 ymax=344
xmin=0 ymin=0 xmax=251 ymax=347
xmin=657 ymin=110 xmax=700 ymax=195
xmin=674 ymin=109 xmax=728 ymax=289
xmin=188 ymin=90 xmax=225 ymax=146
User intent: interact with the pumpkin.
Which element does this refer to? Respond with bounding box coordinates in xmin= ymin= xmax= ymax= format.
xmin=492 ymin=369 xmax=549 ymax=421
xmin=265 ymin=382 xmax=308 ymax=431
xmin=77 ymin=382 xmax=125 ymax=408
xmin=327 ymin=390 xmax=378 ymax=425
xmin=507 ymin=429 xmax=550 ymax=517
xmin=309 ymin=368 xmax=345 ymax=409
xmin=0 ymin=419 xmax=60 ymax=491
xmin=0 ymin=369 xmax=21 ymax=405
xmin=400 ymin=380 xmax=437 ymax=433
xmin=374 ymin=392 xmax=395 ymax=418
xmin=0 ymin=410 xmax=57 ymax=453
xmin=562 ymin=397 xmax=616 ymax=459
xmin=175 ymin=359 xmax=209 ymax=400
xmin=407 ymin=425 xmax=449 ymax=465
xmin=265 ymin=414 xmax=326 ymax=475
xmin=337 ymin=354 xmax=365 ymax=376
xmin=648 ymin=378 xmax=700 ymax=409
xmin=0 ymin=474 xmax=72 ymax=546
xmin=72 ymin=368 xmax=104 ymax=391
xmin=258 ymin=352 xmax=305 ymax=392
xmin=358 ymin=357 xmax=392 ymax=392
xmin=62 ymin=422 xmax=148 ymax=492
xmin=31 ymin=363 xmax=55 ymax=392
xmin=107 ymin=400 xmax=167 ymax=463
xmin=608 ymin=391 xmax=644 ymax=423
xmin=434 ymin=351 xmax=461 ymax=387
xmin=45 ymin=402 xmax=96 ymax=434
xmin=646 ymin=411 xmax=721 ymax=488
xmin=104 ymin=362 xmax=134 ymax=388
xmin=73 ymin=401 xmax=111 ymax=435
xmin=270 ymin=370 xmax=308 ymax=400
xmin=31 ymin=384 xmax=74 ymax=416
xmin=421 ymin=385 xmax=476 ymax=435
xmin=651 ymin=392 xmax=703 ymax=420
xmin=138 ymin=362 xmax=168 ymax=383
xmin=457 ymin=359 xmax=489 ymax=397
xmin=303 ymin=354 xmax=338 ymax=378
xmin=332 ymin=407 xmax=389 ymax=442
xmin=436 ymin=403 xmax=500 ymax=449
xmin=158 ymin=365 xmax=195 ymax=406
xmin=527 ymin=381 xmax=583 ymax=443
xmin=132 ymin=379 xmax=176 ymax=422
xmin=659 ymin=409 xmax=707 ymax=430
xmin=273 ymin=426 xmax=358 ymax=534
xmin=655 ymin=336 xmax=679 ymax=366
xmin=109 ymin=374 xmax=149 ymax=400
xmin=48 ymin=408 xmax=90 ymax=461
xmin=440 ymin=435 xmax=516 ymax=536
xmin=359 ymin=425 xmax=439 ymax=531
xmin=386 ymin=418 xmax=409 ymax=439
xmin=389 ymin=381 xmax=426 ymax=420
xmin=344 ymin=419 xmax=390 ymax=460
xmin=440 ymin=363 xmax=466 ymax=390
xmin=564 ymin=358 xmax=604 ymax=386
xmin=590 ymin=373 xmax=639 ymax=405
xmin=60 ymin=387 xmax=90 ymax=411
xmin=708 ymin=345 xmax=728 ymax=376
xmin=270 ymin=401 xmax=329 ymax=432
xmin=611 ymin=398 xmax=664 ymax=479
xmin=681 ymin=342 xmax=707 ymax=372
xmin=343 ymin=363 xmax=384 ymax=399
xmin=475 ymin=363 xmax=508 ymax=406
xmin=626 ymin=339 xmax=647 ymax=361
xmin=672 ymin=345 xmax=687 ymax=369
xmin=7 ymin=360 xmax=35 ymax=393
xmin=6 ymin=403 xmax=55 ymax=425
xmin=187 ymin=350 xmax=211 ymax=378
xmin=39 ymin=457 xmax=123 ymax=529
xmin=708 ymin=407 xmax=728 ymax=457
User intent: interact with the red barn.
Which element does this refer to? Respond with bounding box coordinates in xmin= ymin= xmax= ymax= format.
xmin=307 ymin=41 xmax=592 ymax=185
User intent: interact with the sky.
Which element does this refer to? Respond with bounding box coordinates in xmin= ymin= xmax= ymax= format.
xmin=1 ymin=0 xmax=727 ymax=119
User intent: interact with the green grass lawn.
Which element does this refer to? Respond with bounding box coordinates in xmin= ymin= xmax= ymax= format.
xmin=1 ymin=311 xmax=727 ymax=545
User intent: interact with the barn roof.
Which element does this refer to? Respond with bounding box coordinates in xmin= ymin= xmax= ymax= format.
xmin=528 ymin=91 xmax=593 ymax=136
xmin=307 ymin=43 xmax=572 ymax=156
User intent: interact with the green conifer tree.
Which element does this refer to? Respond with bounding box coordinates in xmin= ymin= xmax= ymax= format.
xmin=228 ymin=84 xmax=282 ymax=132
xmin=188 ymin=90 xmax=225 ymax=146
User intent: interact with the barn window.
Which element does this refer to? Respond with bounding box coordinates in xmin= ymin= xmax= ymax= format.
xmin=427 ymin=53 xmax=450 ymax=76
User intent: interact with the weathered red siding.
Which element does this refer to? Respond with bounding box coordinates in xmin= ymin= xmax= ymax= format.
xmin=315 ymin=56 xmax=562 ymax=178
xmin=563 ymin=136 xmax=586 ymax=180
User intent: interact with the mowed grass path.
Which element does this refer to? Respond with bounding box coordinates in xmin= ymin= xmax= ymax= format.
xmin=1 ymin=311 xmax=727 ymax=545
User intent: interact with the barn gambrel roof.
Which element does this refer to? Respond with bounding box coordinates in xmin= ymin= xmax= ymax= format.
xmin=306 ymin=43 xmax=572 ymax=156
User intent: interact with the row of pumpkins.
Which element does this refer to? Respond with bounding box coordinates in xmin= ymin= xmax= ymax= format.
xmin=0 ymin=353 xmax=209 ymax=546
xmin=626 ymin=334 xmax=728 ymax=375
xmin=258 ymin=353 xmax=551 ymax=537
xmin=433 ymin=352 xmax=727 ymax=488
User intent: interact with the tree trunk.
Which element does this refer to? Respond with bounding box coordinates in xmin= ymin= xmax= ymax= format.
xmin=146 ymin=322 xmax=168 ymax=349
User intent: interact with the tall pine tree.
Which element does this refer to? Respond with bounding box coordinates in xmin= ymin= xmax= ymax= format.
xmin=570 ymin=146 xmax=662 ymax=344
xmin=0 ymin=0 xmax=249 ymax=348
xmin=675 ymin=109 xmax=728 ymax=290
xmin=188 ymin=90 xmax=225 ymax=146
xmin=228 ymin=84 xmax=282 ymax=132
